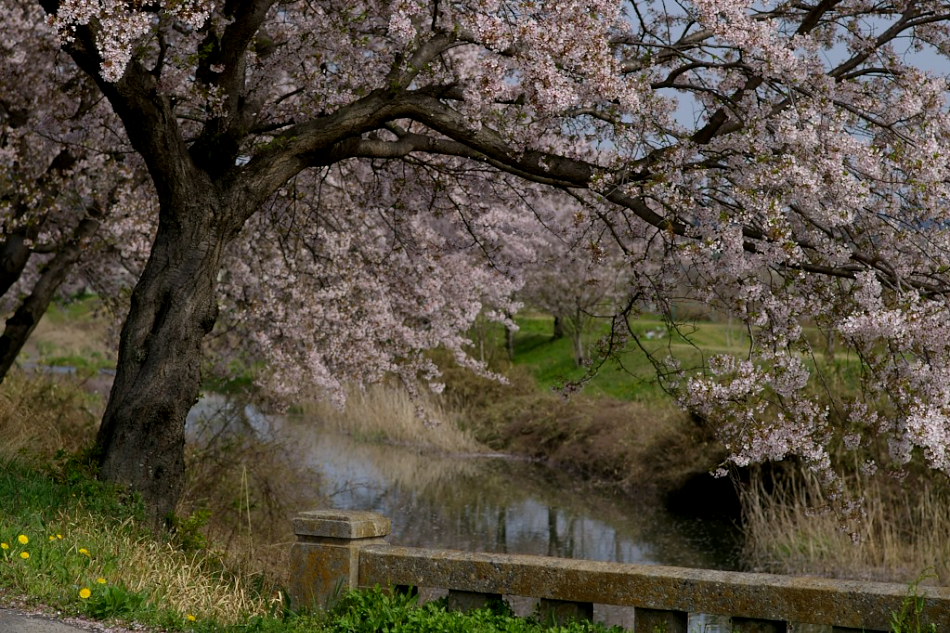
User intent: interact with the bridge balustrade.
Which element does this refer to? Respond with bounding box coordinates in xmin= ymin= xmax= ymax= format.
xmin=288 ymin=509 xmax=950 ymax=632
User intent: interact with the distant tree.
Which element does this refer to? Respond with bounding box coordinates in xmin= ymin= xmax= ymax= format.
xmin=17 ymin=0 xmax=950 ymax=522
xmin=520 ymin=204 xmax=630 ymax=366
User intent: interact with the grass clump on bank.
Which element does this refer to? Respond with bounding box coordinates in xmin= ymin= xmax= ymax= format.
xmin=0 ymin=455 xmax=287 ymax=630
xmin=300 ymin=381 xmax=484 ymax=454
xmin=0 ymin=371 xmax=284 ymax=630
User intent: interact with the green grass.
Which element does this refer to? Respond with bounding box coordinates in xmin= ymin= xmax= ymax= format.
xmin=326 ymin=588 xmax=621 ymax=633
xmin=22 ymin=294 xmax=116 ymax=373
xmin=0 ymin=456 xmax=276 ymax=630
xmin=489 ymin=313 xmax=865 ymax=407
xmin=491 ymin=314 xmax=751 ymax=403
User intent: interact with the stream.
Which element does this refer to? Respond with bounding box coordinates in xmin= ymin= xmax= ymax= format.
xmin=188 ymin=396 xmax=744 ymax=631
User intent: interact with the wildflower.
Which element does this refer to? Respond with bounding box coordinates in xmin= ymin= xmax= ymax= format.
xmin=56 ymin=534 xmax=63 ymax=539
xmin=49 ymin=535 xmax=56 ymax=542
xmin=186 ymin=614 xmax=196 ymax=622
xmin=1 ymin=543 xmax=8 ymax=550
xmin=78 ymin=548 xmax=90 ymax=556
xmin=17 ymin=534 xmax=28 ymax=545
xmin=79 ymin=587 xmax=91 ymax=599
xmin=96 ymin=577 xmax=106 ymax=584
xmin=19 ymin=551 xmax=29 ymax=559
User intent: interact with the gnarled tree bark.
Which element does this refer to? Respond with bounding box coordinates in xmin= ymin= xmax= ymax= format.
xmin=94 ymin=179 xmax=242 ymax=525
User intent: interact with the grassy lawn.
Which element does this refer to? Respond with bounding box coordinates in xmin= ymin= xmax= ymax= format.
xmin=499 ymin=313 xmax=864 ymax=406
xmin=498 ymin=313 xmax=751 ymax=403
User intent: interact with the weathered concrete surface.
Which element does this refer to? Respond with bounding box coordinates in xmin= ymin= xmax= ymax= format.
xmin=288 ymin=510 xmax=391 ymax=609
xmin=357 ymin=544 xmax=950 ymax=630
xmin=0 ymin=610 xmax=90 ymax=633
xmin=292 ymin=510 xmax=391 ymax=541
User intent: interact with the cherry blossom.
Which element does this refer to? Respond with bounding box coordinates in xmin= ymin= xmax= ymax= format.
xmin=17 ymin=0 xmax=950 ymax=517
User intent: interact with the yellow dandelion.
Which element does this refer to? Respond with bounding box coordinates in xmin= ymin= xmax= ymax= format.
xmin=79 ymin=587 xmax=91 ymax=600
xmin=78 ymin=548 xmax=90 ymax=556
xmin=96 ymin=577 xmax=107 ymax=584
xmin=186 ymin=614 xmax=196 ymax=622
xmin=19 ymin=551 xmax=29 ymax=559
xmin=56 ymin=534 xmax=63 ymax=539
xmin=49 ymin=535 xmax=56 ymax=542
xmin=1 ymin=542 xmax=8 ymax=550
xmin=17 ymin=534 xmax=28 ymax=545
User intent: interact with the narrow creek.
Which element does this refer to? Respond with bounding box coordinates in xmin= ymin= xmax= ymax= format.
xmin=275 ymin=414 xmax=742 ymax=569
xmin=188 ymin=396 xmax=743 ymax=632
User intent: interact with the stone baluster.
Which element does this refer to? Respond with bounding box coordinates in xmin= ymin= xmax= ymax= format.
xmin=537 ymin=598 xmax=594 ymax=625
xmin=635 ymin=607 xmax=688 ymax=633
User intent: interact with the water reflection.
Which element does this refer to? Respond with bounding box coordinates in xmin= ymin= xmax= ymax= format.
xmin=276 ymin=414 xmax=741 ymax=570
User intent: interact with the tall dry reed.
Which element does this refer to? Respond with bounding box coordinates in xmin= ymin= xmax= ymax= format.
xmin=54 ymin=511 xmax=278 ymax=623
xmin=299 ymin=381 xmax=486 ymax=454
xmin=741 ymin=469 xmax=950 ymax=585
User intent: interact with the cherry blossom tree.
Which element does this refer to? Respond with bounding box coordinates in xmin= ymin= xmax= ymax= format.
xmin=215 ymin=160 xmax=543 ymax=404
xmin=26 ymin=0 xmax=950 ymax=522
xmin=0 ymin=1 xmax=152 ymax=382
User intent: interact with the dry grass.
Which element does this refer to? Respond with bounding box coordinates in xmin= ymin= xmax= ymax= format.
xmin=178 ymin=399 xmax=321 ymax=586
xmin=50 ymin=511 xmax=278 ymax=624
xmin=299 ymin=382 xmax=487 ymax=454
xmin=741 ymin=469 xmax=950 ymax=585
xmin=0 ymin=374 xmax=284 ymax=624
xmin=0 ymin=370 xmax=101 ymax=462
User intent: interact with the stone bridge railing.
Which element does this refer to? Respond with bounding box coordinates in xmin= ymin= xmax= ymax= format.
xmin=287 ymin=509 xmax=950 ymax=632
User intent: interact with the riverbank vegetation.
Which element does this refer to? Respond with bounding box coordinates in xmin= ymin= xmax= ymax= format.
xmin=11 ymin=301 xmax=950 ymax=589
xmin=0 ymin=370 xmax=943 ymax=632
xmin=300 ymin=312 xmax=950 ymax=586
xmin=0 ymin=374 xmax=630 ymax=632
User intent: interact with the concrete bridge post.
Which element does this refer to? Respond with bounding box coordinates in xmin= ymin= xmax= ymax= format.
xmin=288 ymin=509 xmax=391 ymax=609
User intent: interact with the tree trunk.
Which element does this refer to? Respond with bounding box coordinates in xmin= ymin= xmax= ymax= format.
xmin=572 ymin=330 xmax=586 ymax=367
xmin=571 ymin=307 xmax=586 ymax=367
xmin=95 ymin=187 xmax=235 ymax=527
xmin=0 ymin=231 xmax=34 ymax=300
xmin=0 ymin=214 xmax=101 ymax=380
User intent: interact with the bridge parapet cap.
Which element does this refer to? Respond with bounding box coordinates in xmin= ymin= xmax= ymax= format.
xmin=293 ymin=510 xmax=391 ymax=540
